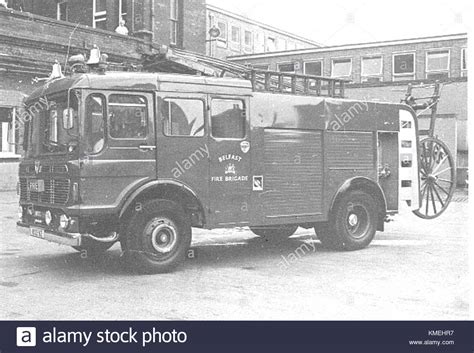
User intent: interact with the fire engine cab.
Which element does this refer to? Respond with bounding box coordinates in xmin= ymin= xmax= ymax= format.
xmin=16 ymin=47 xmax=456 ymax=273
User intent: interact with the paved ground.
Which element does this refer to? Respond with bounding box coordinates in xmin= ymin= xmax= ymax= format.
xmin=0 ymin=189 xmax=470 ymax=320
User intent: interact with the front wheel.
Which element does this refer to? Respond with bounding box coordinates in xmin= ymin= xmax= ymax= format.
xmin=122 ymin=199 xmax=191 ymax=274
xmin=316 ymin=190 xmax=377 ymax=250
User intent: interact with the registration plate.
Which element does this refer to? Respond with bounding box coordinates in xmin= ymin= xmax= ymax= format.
xmin=28 ymin=180 xmax=45 ymax=193
xmin=30 ymin=227 xmax=45 ymax=239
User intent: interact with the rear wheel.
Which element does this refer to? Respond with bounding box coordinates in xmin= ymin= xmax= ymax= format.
xmin=316 ymin=190 xmax=377 ymax=250
xmin=122 ymin=199 xmax=191 ymax=274
xmin=413 ymin=137 xmax=456 ymax=219
xmin=250 ymin=225 xmax=298 ymax=240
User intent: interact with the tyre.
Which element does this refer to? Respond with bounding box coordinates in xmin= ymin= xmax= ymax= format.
xmin=122 ymin=199 xmax=191 ymax=274
xmin=72 ymin=237 xmax=115 ymax=257
xmin=250 ymin=225 xmax=298 ymax=239
xmin=316 ymin=190 xmax=377 ymax=251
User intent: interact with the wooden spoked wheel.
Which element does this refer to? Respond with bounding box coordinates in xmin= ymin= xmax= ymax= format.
xmin=413 ymin=137 xmax=456 ymax=219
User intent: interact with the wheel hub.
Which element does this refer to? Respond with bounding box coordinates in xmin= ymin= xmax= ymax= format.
xmin=148 ymin=219 xmax=178 ymax=254
xmin=348 ymin=213 xmax=359 ymax=227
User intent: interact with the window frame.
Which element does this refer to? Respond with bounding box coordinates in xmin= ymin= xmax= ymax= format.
xmin=425 ymin=48 xmax=451 ymax=79
xmin=266 ymin=36 xmax=276 ymax=52
xmin=392 ymin=51 xmax=416 ymax=80
xmin=461 ymin=48 xmax=467 ymax=71
xmin=119 ymin=0 xmax=127 ymax=22
xmin=84 ymin=93 xmax=107 ymax=155
xmin=303 ymin=59 xmax=324 ymax=76
xmin=230 ymin=25 xmax=241 ymax=45
xmin=93 ymin=0 xmax=107 ymax=29
xmin=331 ymin=57 xmax=353 ymax=78
xmin=57 ymin=1 xmax=68 ymax=21
xmin=216 ymin=20 xmax=228 ymax=48
xmin=170 ymin=0 xmax=180 ymax=45
xmin=210 ymin=97 xmax=247 ymax=141
xmin=251 ymin=63 xmax=270 ymax=71
xmin=244 ymin=29 xmax=253 ymax=51
xmin=161 ymin=97 xmax=206 ymax=138
xmin=107 ymin=93 xmax=149 ymax=141
xmin=277 ymin=62 xmax=296 ymax=73
xmin=361 ymin=55 xmax=383 ymax=80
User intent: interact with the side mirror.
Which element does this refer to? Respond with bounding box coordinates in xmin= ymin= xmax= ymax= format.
xmin=63 ymin=108 xmax=75 ymax=130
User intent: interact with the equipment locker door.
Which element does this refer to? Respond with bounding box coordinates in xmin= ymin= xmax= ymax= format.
xmin=208 ymin=96 xmax=251 ymax=226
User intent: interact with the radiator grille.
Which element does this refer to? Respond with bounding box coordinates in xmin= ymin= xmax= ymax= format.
xmin=19 ymin=178 xmax=70 ymax=205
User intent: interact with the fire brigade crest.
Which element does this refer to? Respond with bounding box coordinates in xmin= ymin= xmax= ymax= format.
xmin=240 ymin=141 xmax=250 ymax=154
xmin=225 ymin=163 xmax=236 ymax=175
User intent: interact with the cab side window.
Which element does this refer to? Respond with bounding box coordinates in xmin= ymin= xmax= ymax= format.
xmin=161 ymin=98 xmax=205 ymax=137
xmin=85 ymin=94 xmax=105 ymax=154
xmin=211 ymin=99 xmax=246 ymax=139
xmin=108 ymin=95 xmax=148 ymax=139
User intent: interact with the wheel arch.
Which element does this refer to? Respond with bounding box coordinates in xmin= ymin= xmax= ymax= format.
xmin=119 ymin=180 xmax=206 ymax=228
xmin=330 ymin=177 xmax=387 ymax=231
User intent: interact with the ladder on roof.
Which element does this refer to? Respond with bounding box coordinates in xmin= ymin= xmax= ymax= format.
xmin=142 ymin=46 xmax=347 ymax=98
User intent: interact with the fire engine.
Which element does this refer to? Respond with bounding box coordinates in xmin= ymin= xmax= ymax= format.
xmin=16 ymin=46 xmax=456 ymax=273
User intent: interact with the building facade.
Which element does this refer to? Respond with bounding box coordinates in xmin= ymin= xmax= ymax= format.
xmin=228 ymin=33 xmax=468 ymax=184
xmin=206 ymin=4 xmax=321 ymax=59
xmin=6 ymin=0 xmax=207 ymax=53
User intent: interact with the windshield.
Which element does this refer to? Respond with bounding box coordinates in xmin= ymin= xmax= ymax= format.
xmin=24 ymin=91 xmax=79 ymax=158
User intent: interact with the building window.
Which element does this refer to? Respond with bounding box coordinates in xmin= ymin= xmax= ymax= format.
xmin=119 ymin=0 xmax=127 ymax=22
xmin=57 ymin=1 xmax=68 ymax=21
xmin=393 ymin=52 xmax=415 ymax=81
xmin=462 ymin=48 xmax=467 ymax=70
xmin=278 ymin=63 xmax=296 ymax=73
xmin=461 ymin=48 xmax=467 ymax=77
xmin=211 ymin=99 xmax=246 ymax=139
xmin=426 ymin=49 xmax=450 ymax=80
xmin=93 ymin=0 xmax=107 ymax=30
xmin=266 ymin=36 xmax=276 ymax=52
xmin=251 ymin=64 xmax=269 ymax=71
xmin=331 ymin=58 xmax=352 ymax=78
xmin=254 ymin=32 xmax=265 ymax=53
xmin=361 ymin=56 xmax=383 ymax=82
xmin=170 ymin=0 xmax=183 ymax=46
xmin=0 ymin=107 xmax=18 ymax=157
xmin=244 ymin=30 xmax=253 ymax=50
xmin=304 ymin=61 xmax=323 ymax=76
xmin=162 ymin=98 xmax=205 ymax=137
xmin=231 ymin=25 xmax=240 ymax=44
xmin=217 ymin=20 xmax=227 ymax=47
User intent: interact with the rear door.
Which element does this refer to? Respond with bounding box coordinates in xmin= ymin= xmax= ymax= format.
xmin=208 ymin=96 xmax=251 ymax=226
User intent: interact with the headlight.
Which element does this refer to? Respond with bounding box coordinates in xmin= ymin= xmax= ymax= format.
xmin=59 ymin=214 xmax=70 ymax=230
xmin=44 ymin=210 xmax=52 ymax=226
xmin=18 ymin=206 xmax=23 ymax=220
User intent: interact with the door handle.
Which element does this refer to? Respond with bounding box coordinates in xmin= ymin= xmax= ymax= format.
xmin=138 ymin=145 xmax=156 ymax=151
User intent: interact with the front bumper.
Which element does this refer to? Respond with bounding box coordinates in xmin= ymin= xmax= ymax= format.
xmin=17 ymin=222 xmax=82 ymax=247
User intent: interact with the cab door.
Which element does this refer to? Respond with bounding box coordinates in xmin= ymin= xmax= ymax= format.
xmin=155 ymin=93 xmax=209 ymax=204
xmin=208 ymin=96 xmax=251 ymax=226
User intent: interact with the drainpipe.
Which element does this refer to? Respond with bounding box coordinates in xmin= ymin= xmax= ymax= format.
xmin=150 ymin=0 xmax=155 ymax=42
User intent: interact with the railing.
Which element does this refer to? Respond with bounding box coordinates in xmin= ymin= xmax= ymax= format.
xmin=249 ymin=70 xmax=346 ymax=98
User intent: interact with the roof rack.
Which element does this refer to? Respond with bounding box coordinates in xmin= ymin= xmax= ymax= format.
xmin=142 ymin=46 xmax=347 ymax=98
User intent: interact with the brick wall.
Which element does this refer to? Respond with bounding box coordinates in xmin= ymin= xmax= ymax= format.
xmin=8 ymin=0 xmax=207 ymax=54
xmin=183 ymin=0 xmax=206 ymax=53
